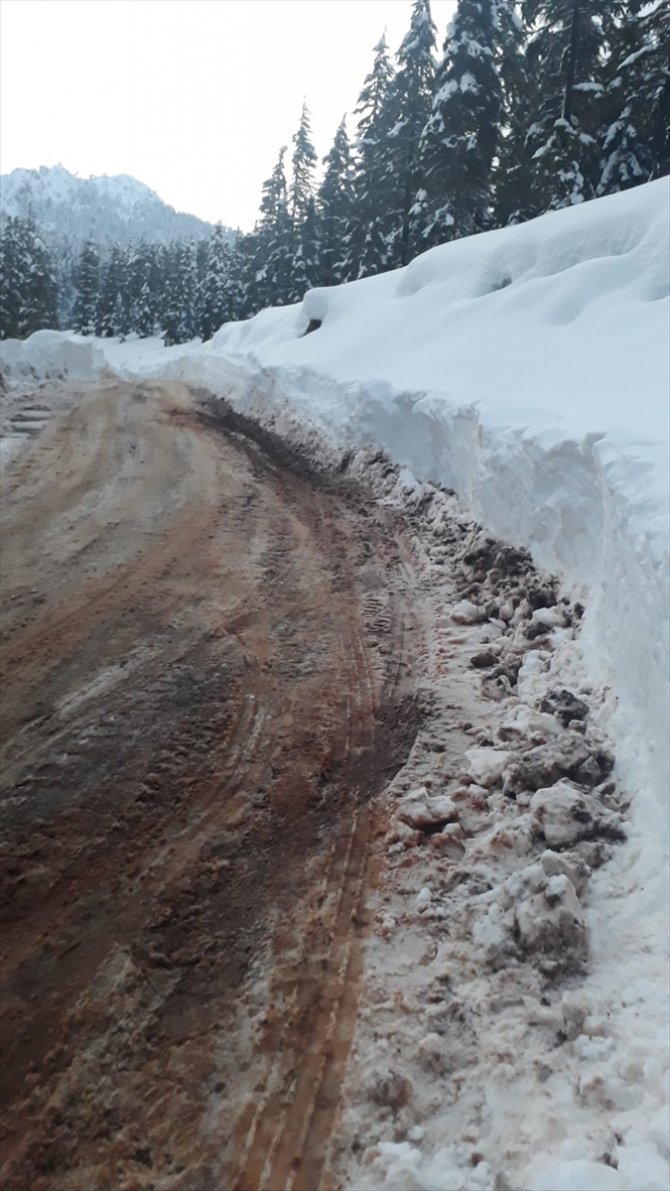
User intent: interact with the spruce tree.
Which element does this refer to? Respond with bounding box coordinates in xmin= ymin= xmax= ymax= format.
xmin=96 ymin=246 xmax=125 ymax=337
xmin=72 ymin=241 xmax=101 ymax=335
xmin=492 ymin=1 xmax=535 ymax=225
xmin=598 ymin=0 xmax=669 ymax=194
xmin=135 ymin=280 xmax=154 ymax=337
xmin=18 ymin=221 xmax=59 ymax=336
xmin=153 ymin=243 xmax=172 ymax=333
xmin=386 ymin=0 xmax=438 ymax=265
xmin=289 ymin=195 xmax=321 ymax=302
xmin=236 ymin=233 xmax=261 ymax=319
xmin=162 ymin=241 xmax=197 ymax=345
xmin=1 ymin=217 xmax=60 ymax=339
xmin=522 ymin=0 xmax=610 ymax=211
xmin=289 ymin=102 xmax=318 ymax=227
xmin=286 ymin=103 xmax=319 ymax=302
xmin=343 ymin=35 xmax=397 ymax=279
xmin=0 ymin=217 xmax=22 ymax=339
xmin=317 ymin=118 xmax=355 ymax=286
xmin=218 ymin=238 xmax=245 ymax=325
xmin=412 ymin=0 xmax=503 ymax=249
xmin=251 ymin=147 xmax=293 ymax=308
xmin=197 ymin=224 xmax=236 ymax=340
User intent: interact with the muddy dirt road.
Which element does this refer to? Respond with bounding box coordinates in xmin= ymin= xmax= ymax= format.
xmin=0 ymin=380 xmax=423 ymax=1190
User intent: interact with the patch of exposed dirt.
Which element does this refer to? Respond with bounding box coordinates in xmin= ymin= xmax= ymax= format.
xmin=0 ymin=381 xmax=423 ymax=1190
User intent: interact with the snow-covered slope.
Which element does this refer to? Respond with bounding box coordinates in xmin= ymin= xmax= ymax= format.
xmin=0 ymin=164 xmax=227 ymax=249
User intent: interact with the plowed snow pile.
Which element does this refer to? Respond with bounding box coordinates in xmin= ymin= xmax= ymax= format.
xmin=2 ymin=180 xmax=668 ymax=1189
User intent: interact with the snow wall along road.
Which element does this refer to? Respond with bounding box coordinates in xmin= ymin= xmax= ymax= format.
xmin=200 ymin=180 xmax=669 ymax=890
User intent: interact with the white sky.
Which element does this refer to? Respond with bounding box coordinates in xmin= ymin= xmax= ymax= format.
xmin=0 ymin=0 xmax=456 ymax=232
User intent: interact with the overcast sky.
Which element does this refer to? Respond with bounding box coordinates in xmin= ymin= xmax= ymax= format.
xmin=1 ymin=0 xmax=457 ymax=231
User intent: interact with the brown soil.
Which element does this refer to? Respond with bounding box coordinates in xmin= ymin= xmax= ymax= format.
xmin=0 ymin=380 xmax=423 ymax=1190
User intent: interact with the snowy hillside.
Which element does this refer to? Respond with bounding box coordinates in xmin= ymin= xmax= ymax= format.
xmin=0 ymin=164 xmax=228 ymax=250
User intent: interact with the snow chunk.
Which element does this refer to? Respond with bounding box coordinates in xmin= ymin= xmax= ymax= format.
xmin=450 ymin=599 xmax=486 ymax=625
xmin=464 ymin=746 xmax=510 ymax=788
xmin=531 ymin=781 xmax=623 ymax=847
xmin=397 ymin=788 xmax=459 ymax=829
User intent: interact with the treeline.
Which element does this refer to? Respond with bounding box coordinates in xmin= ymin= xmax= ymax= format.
xmin=0 ymin=222 xmax=241 ymax=344
xmin=1 ymin=0 xmax=667 ymax=344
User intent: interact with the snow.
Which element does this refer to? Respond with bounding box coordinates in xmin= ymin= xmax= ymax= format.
xmin=0 ymin=329 xmax=108 ymax=384
xmin=2 ymin=179 xmax=668 ymax=1191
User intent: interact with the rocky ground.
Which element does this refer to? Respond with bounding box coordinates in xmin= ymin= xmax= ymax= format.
xmin=0 ymin=380 xmax=626 ymax=1190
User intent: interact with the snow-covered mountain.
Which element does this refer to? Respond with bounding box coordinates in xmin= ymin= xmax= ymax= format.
xmin=0 ymin=164 xmax=228 ymax=250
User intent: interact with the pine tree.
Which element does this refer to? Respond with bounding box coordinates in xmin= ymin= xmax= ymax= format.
xmin=386 ymin=0 xmax=438 ymax=265
xmin=412 ymin=0 xmax=503 ymax=249
xmin=72 ymin=241 xmax=101 ymax=334
xmin=162 ymin=241 xmax=197 ymax=345
xmin=251 ymin=147 xmax=293 ymax=308
xmin=522 ymin=0 xmax=610 ymax=211
xmin=197 ymin=225 xmax=236 ymax=339
xmin=18 ymin=221 xmax=59 ymax=336
xmin=317 ymin=118 xmax=355 ymax=286
xmin=0 ymin=217 xmax=58 ymax=338
xmin=218 ymin=238 xmax=246 ymax=324
xmin=289 ymin=102 xmax=318 ymax=227
xmin=288 ymin=195 xmax=321 ymax=303
xmin=152 ymin=242 xmax=172 ymax=333
xmin=236 ymin=233 xmax=261 ymax=319
xmin=286 ymin=104 xmax=319 ymax=302
xmin=96 ymin=246 xmax=125 ymax=337
xmin=599 ymin=0 xmax=670 ymax=194
xmin=0 ymin=217 xmax=23 ymax=339
xmin=492 ymin=2 xmax=536 ymax=225
xmin=343 ymin=35 xmax=398 ymax=279
xmin=135 ymin=279 xmax=155 ymax=338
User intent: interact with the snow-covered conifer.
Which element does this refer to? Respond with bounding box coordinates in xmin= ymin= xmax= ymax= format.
xmin=197 ymin=224 xmax=238 ymax=340
xmin=0 ymin=217 xmax=22 ymax=339
xmin=163 ymin=241 xmax=197 ymax=345
xmin=522 ymin=0 xmax=610 ymax=211
xmin=317 ymin=118 xmax=355 ymax=286
xmin=289 ymin=102 xmax=318 ymax=228
xmin=343 ymin=35 xmax=398 ymax=279
xmin=598 ymin=0 xmax=669 ymax=194
xmin=0 ymin=217 xmax=58 ymax=338
xmin=72 ymin=241 xmax=101 ymax=335
xmin=492 ymin=2 xmax=536 ymax=225
xmin=96 ymin=246 xmax=125 ymax=337
xmin=251 ymin=147 xmax=292 ymax=309
xmin=412 ymin=0 xmax=503 ymax=249
xmin=386 ymin=0 xmax=437 ymax=265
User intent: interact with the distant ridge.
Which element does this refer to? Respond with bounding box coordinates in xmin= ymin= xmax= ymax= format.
xmin=0 ymin=164 xmax=232 ymax=251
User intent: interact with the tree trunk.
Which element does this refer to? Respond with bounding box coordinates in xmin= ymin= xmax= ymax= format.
xmin=563 ymin=0 xmax=581 ymax=124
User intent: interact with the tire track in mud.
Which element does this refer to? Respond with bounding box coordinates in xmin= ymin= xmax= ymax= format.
xmin=0 ymin=381 xmax=423 ymax=1190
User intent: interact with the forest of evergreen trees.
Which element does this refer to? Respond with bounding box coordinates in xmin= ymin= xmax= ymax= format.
xmin=1 ymin=0 xmax=667 ymax=344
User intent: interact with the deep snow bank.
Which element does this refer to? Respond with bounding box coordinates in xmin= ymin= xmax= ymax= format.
xmin=0 ymin=329 xmax=108 ymax=385
xmin=216 ymin=182 xmax=669 ymax=823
